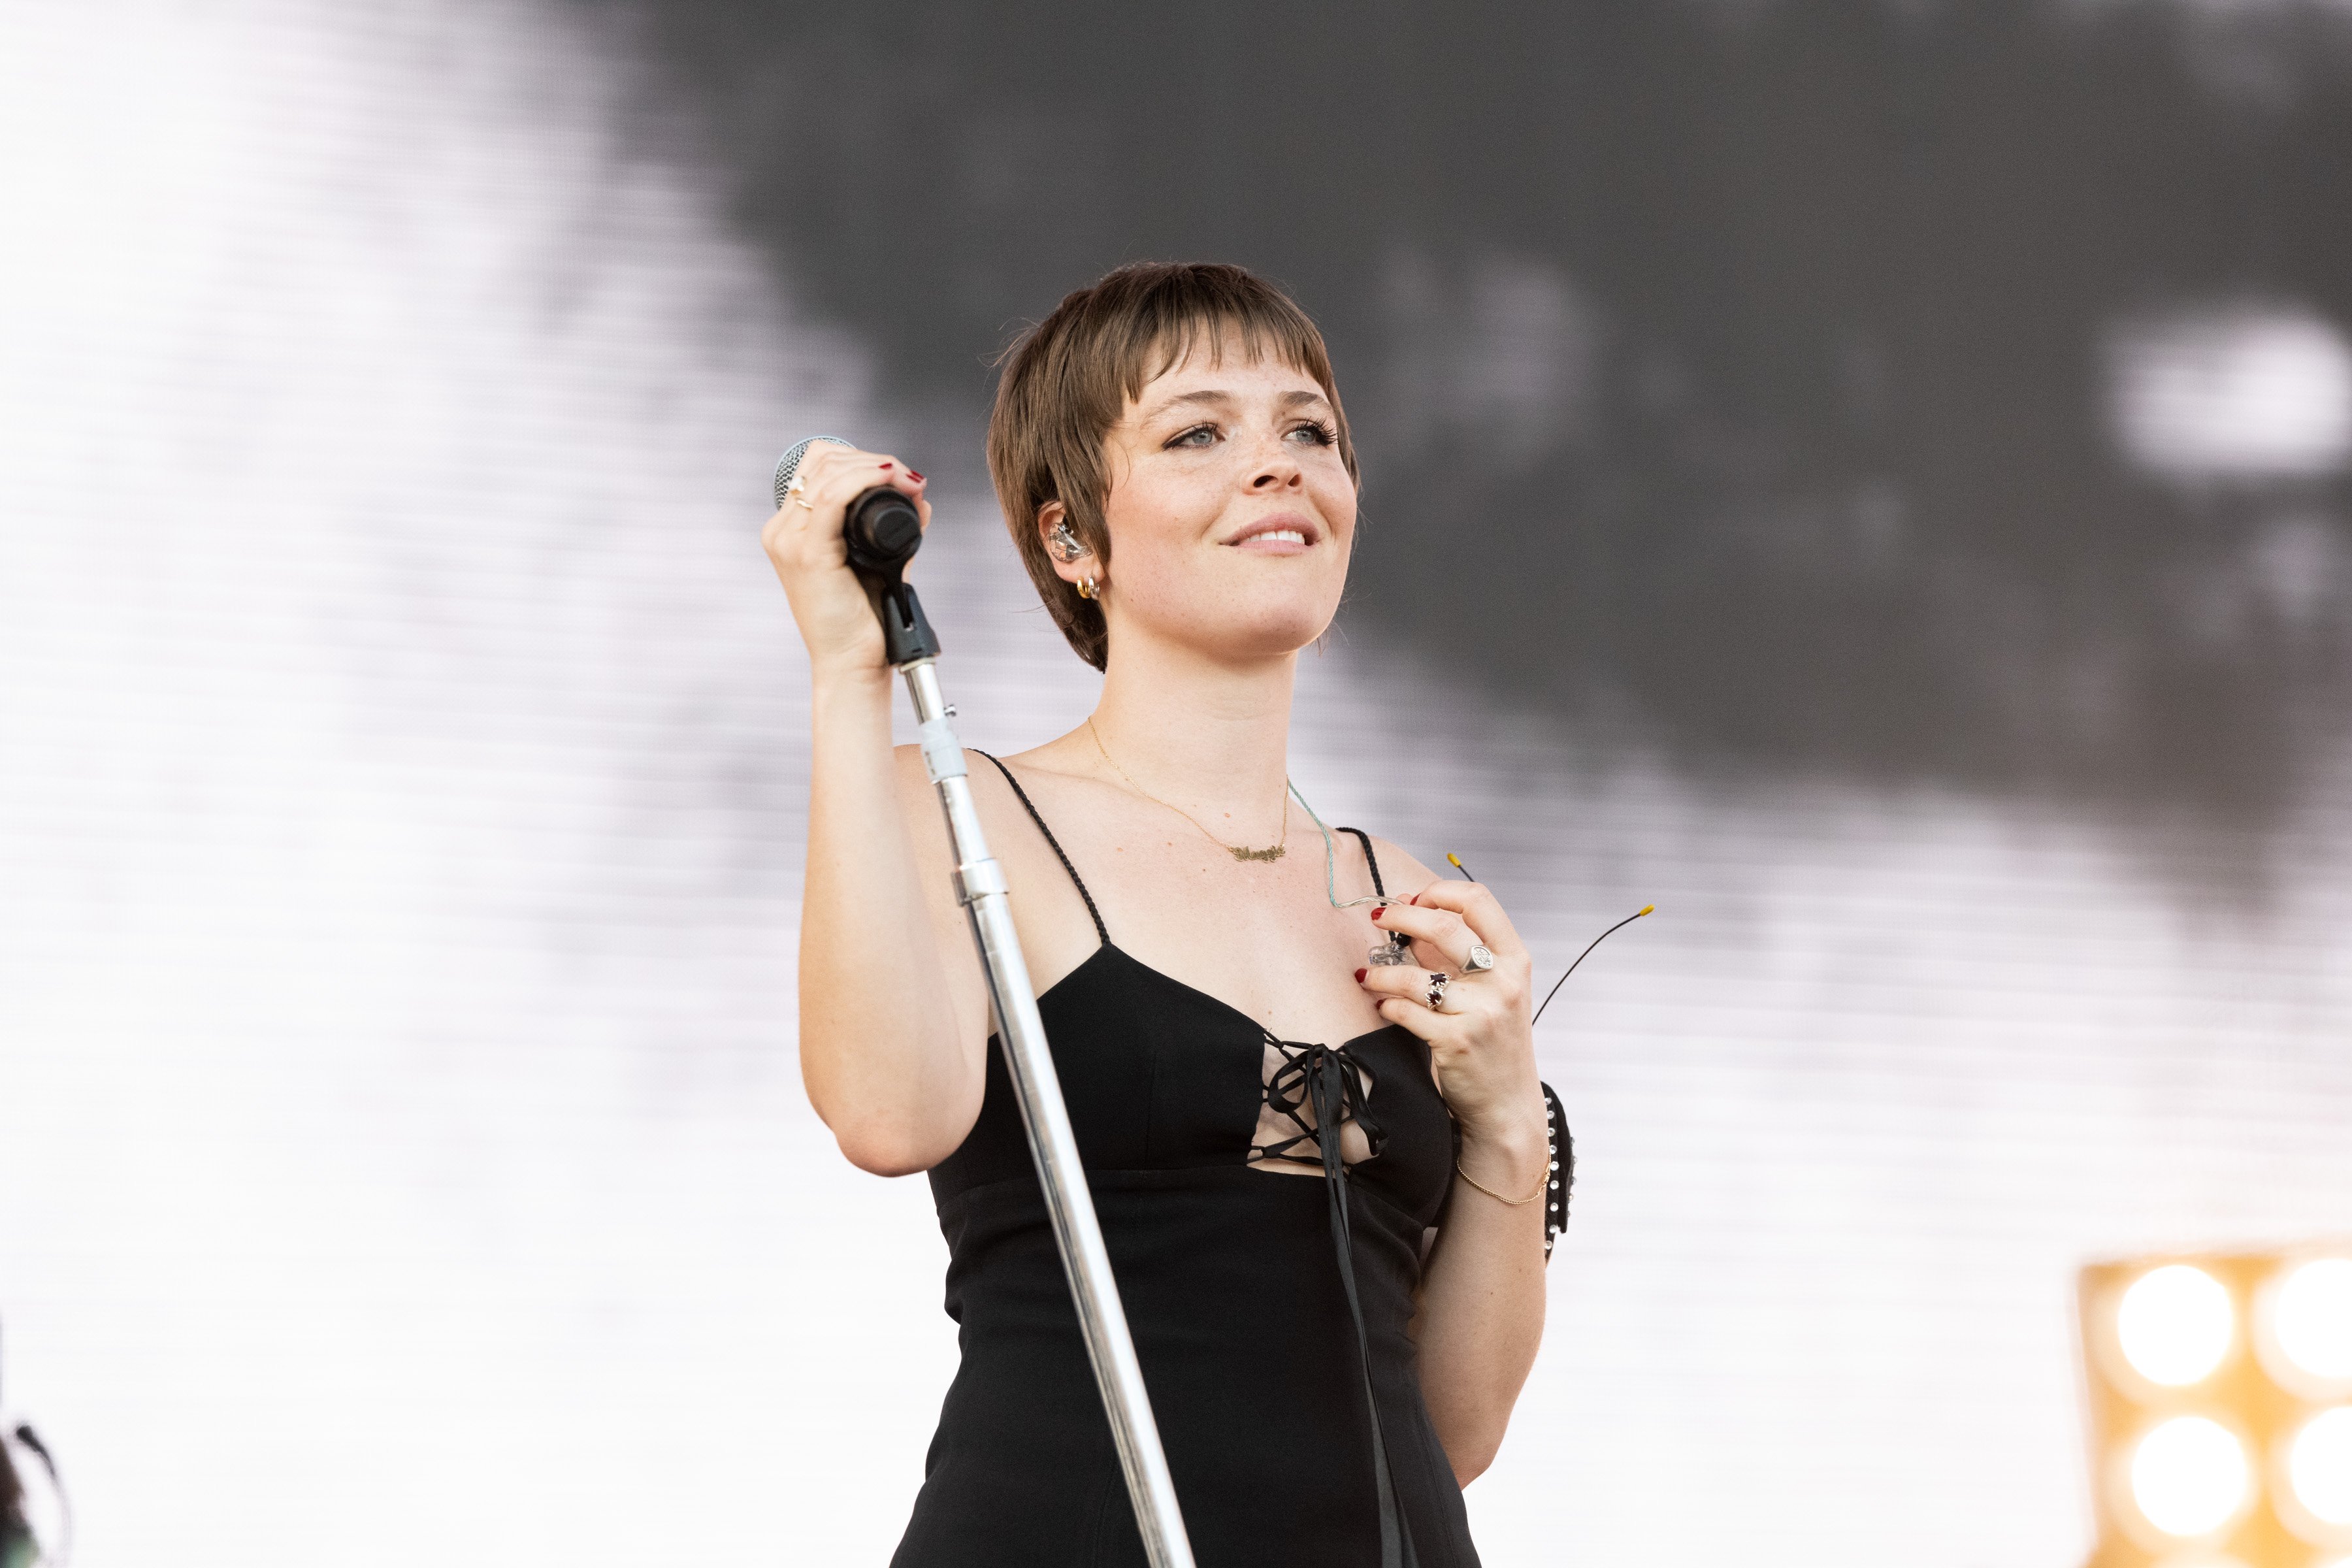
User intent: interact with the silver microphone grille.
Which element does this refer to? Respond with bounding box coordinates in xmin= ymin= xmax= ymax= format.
xmin=773 ymin=435 xmax=855 ymax=510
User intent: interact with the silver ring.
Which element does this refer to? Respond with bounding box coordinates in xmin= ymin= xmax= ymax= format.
xmin=1464 ymin=943 xmax=1496 ymax=973
xmin=1426 ymin=972 xmax=1450 ymax=1010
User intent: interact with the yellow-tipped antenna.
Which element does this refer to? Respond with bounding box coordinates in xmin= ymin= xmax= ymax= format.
xmin=1446 ymin=851 xmax=1475 ymax=880
xmin=1531 ymin=904 xmax=1654 ymax=1026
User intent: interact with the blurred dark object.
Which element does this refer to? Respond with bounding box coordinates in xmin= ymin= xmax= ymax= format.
xmin=0 ymin=1318 xmax=60 ymax=1568
xmin=579 ymin=0 xmax=2352 ymax=822
xmin=1 ymin=1436 xmax=29 ymax=1568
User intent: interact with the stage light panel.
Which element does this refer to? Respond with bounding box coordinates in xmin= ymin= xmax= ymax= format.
xmin=2080 ymin=1245 xmax=2352 ymax=1568
xmin=2131 ymin=1416 xmax=2254 ymax=1539
xmin=2287 ymin=1409 xmax=2352 ymax=1529
xmin=2123 ymin=1266 xmax=2239 ymax=1388
xmin=2273 ymin=1261 xmax=2352 ymax=1386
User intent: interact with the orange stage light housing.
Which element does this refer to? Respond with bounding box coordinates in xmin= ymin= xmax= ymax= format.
xmin=2080 ymin=1247 xmax=2352 ymax=1568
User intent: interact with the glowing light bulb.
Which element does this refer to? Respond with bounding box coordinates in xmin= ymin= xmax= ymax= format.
xmin=2275 ymin=1258 xmax=2352 ymax=1383
xmin=2119 ymin=1265 xmax=2236 ymax=1386
xmin=2131 ymin=1416 xmax=2249 ymax=1538
xmin=2289 ymin=1407 xmax=2352 ymax=1527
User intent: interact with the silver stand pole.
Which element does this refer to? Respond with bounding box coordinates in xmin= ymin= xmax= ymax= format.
xmin=898 ymin=656 xmax=1196 ymax=1568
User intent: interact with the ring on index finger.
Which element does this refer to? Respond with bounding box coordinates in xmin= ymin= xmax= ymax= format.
xmin=1463 ymin=943 xmax=1496 ymax=973
xmin=1426 ymin=972 xmax=1451 ymax=1011
xmin=787 ymin=474 xmax=817 ymax=511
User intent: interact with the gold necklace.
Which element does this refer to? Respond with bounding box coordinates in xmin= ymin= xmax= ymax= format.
xmin=1086 ymin=717 xmax=1289 ymax=862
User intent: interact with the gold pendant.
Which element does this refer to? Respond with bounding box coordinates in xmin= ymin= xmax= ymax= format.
xmin=1230 ymin=844 xmax=1286 ymax=862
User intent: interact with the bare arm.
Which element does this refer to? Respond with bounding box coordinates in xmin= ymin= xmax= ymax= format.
xmin=764 ymin=446 xmax=989 ymax=1175
xmin=1357 ymin=857 xmax=1552 ymax=1484
xmin=1409 ymin=1102 xmax=1549 ymax=1483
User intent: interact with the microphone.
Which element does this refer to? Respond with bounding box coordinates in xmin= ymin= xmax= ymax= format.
xmin=774 ymin=435 xmax=924 ymax=575
xmin=773 ymin=434 xmax=848 ymax=508
xmin=773 ymin=434 xmax=938 ymax=664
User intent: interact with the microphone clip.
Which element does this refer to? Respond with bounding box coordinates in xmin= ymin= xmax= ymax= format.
xmin=840 ymin=484 xmax=939 ymax=667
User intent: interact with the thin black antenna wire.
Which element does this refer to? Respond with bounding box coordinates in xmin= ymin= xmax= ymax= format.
xmin=1531 ymin=906 xmax=1654 ymax=1027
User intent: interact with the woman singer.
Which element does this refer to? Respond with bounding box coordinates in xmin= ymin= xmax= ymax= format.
xmin=764 ymin=261 xmax=1569 ymax=1567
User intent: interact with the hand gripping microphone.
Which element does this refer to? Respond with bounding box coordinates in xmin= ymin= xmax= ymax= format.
xmin=774 ymin=435 xmax=938 ymax=665
xmin=769 ymin=439 xmax=1193 ymax=1565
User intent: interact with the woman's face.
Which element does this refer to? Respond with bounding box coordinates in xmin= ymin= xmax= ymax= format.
xmin=1059 ymin=332 xmax=1357 ymax=668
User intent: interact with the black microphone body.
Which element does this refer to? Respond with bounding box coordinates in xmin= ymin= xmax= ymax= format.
xmin=843 ymin=485 xmax=923 ymax=576
xmin=848 ymin=484 xmax=938 ymax=664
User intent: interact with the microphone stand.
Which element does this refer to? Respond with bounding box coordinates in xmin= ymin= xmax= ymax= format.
xmin=840 ymin=487 xmax=1195 ymax=1568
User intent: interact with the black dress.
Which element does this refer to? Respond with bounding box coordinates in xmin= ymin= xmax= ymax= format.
xmin=889 ymin=755 xmax=1571 ymax=1568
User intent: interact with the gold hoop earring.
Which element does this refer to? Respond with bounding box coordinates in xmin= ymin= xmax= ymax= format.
xmin=1077 ymin=575 xmax=1098 ymax=600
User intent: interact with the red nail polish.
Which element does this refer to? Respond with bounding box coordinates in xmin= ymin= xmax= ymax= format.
xmin=907 ymin=469 xmax=924 ymax=483
xmin=1353 ymin=968 xmax=1367 ymax=983
xmin=1371 ymin=906 xmax=1384 ymax=920
xmin=879 ymin=461 xmax=893 ymax=469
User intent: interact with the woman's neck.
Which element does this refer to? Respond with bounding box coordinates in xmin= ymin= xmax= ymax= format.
xmin=1085 ymin=636 xmax=1298 ymax=829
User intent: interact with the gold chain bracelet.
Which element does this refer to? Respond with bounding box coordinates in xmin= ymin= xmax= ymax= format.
xmin=1453 ymin=1158 xmax=1548 ymax=1207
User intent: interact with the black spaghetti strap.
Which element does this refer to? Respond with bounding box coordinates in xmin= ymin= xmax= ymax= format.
xmin=973 ymin=751 xmax=1109 ymax=947
xmin=1337 ymin=826 xmax=1386 ymax=898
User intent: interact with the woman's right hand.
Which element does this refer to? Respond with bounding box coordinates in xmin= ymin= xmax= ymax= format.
xmin=761 ymin=442 xmax=930 ymax=679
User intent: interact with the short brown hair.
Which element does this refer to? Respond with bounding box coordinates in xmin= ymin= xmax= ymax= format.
xmin=987 ymin=262 xmax=1358 ymax=670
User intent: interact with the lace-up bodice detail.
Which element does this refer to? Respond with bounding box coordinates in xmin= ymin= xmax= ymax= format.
xmin=1250 ymin=1035 xmax=1382 ymax=1170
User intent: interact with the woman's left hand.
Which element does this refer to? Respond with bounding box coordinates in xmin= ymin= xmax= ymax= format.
xmin=1358 ymin=883 xmax=1545 ymax=1141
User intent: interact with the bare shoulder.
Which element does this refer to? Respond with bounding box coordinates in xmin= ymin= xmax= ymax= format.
xmin=889 ymin=741 xmax=1044 ymax=934
xmin=889 ymin=739 xmax=1078 ymax=865
xmin=1295 ymin=813 xmax=1421 ymax=904
xmin=1350 ymin=828 xmax=1443 ymax=905
xmin=889 ymin=742 xmax=1021 ymax=830
xmin=919 ymin=740 xmax=1105 ymax=983
xmin=890 ymin=741 xmax=945 ymax=817
xmin=967 ymin=738 xmax=1105 ymax=818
